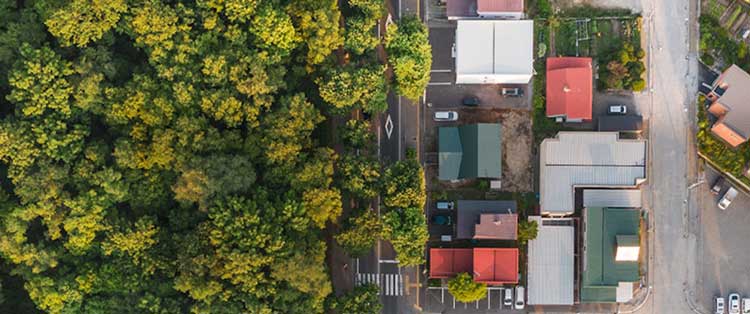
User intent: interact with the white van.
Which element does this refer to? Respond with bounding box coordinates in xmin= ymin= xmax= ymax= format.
xmin=514 ymin=286 xmax=525 ymax=310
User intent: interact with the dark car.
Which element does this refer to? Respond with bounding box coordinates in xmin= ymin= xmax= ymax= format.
xmin=462 ymin=96 xmax=480 ymax=106
xmin=431 ymin=214 xmax=452 ymax=226
xmin=711 ymin=176 xmax=725 ymax=195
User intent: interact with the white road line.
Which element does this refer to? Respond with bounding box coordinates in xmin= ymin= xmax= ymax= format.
xmin=399 ymin=274 xmax=403 ymax=296
xmin=427 ymin=82 xmax=452 ymax=86
xmin=430 ymin=69 xmax=452 ymax=73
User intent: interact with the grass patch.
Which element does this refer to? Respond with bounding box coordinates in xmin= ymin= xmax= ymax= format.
xmin=559 ymin=5 xmax=633 ymax=18
xmin=555 ymin=21 xmax=578 ymax=56
xmin=726 ymin=6 xmax=743 ymax=27
xmin=697 ymin=95 xmax=750 ymax=186
xmin=708 ymin=0 xmax=727 ymax=20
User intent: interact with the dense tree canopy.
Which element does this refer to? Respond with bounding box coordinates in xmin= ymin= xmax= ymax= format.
xmin=447 ymin=273 xmax=487 ymax=302
xmin=385 ymin=15 xmax=432 ymax=100
xmin=0 ymin=0 xmax=417 ymax=312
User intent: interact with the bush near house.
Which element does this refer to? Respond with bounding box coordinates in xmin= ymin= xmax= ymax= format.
xmin=700 ymin=14 xmax=750 ymax=70
xmin=598 ymin=41 xmax=646 ymax=91
xmin=447 ymin=273 xmax=487 ymax=302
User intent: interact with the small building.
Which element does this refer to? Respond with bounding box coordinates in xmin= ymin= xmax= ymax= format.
xmin=455 ymin=20 xmax=533 ymax=84
xmin=708 ymin=64 xmax=750 ymax=147
xmin=539 ymin=132 xmax=647 ymax=216
xmin=439 ymin=124 xmax=502 ymax=181
xmin=447 ymin=0 xmax=525 ymax=20
xmin=583 ymin=189 xmax=643 ymax=209
xmin=429 ymin=248 xmax=519 ymax=285
xmin=527 ymin=216 xmax=575 ymax=305
xmin=598 ymin=115 xmax=644 ymax=133
xmin=546 ymin=57 xmax=593 ymax=122
xmin=456 ymin=200 xmax=517 ymax=240
xmin=581 ymin=207 xmax=641 ymax=303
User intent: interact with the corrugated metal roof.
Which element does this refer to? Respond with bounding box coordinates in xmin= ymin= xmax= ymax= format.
xmin=583 ymin=189 xmax=642 ymax=208
xmin=528 ymin=217 xmax=574 ymax=305
xmin=540 ymin=132 xmax=647 ymax=215
xmin=439 ymin=127 xmax=463 ymax=181
xmin=455 ymin=20 xmax=533 ymax=84
xmin=439 ymin=124 xmax=502 ymax=180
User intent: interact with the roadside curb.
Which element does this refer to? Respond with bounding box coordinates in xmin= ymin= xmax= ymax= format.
xmin=697 ymin=152 xmax=750 ymax=197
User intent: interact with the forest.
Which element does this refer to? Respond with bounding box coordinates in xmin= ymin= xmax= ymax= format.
xmin=0 ymin=0 xmax=431 ymax=313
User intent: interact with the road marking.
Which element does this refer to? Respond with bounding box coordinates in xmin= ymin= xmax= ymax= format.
xmin=355 ymin=273 xmax=403 ymax=296
xmin=430 ymin=69 xmax=451 ymax=73
xmin=385 ymin=115 xmax=394 ymax=139
xmin=379 ymin=259 xmax=399 ymax=263
xmin=428 ymin=82 xmax=452 ymax=86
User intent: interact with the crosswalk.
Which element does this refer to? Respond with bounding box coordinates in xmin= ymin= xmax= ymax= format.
xmin=356 ymin=273 xmax=403 ymax=296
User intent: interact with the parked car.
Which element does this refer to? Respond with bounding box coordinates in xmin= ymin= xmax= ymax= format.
xmin=434 ymin=111 xmax=458 ymax=121
xmin=719 ymin=187 xmax=739 ymax=210
xmin=431 ymin=214 xmax=452 ymax=226
xmin=462 ymin=96 xmax=480 ymax=106
xmin=514 ymin=286 xmax=525 ymax=310
xmin=711 ymin=176 xmax=725 ymax=195
xmin=718 ymin=297 xmax=726 ymax=314
xmin=731 ymin=294 xmax=741 ymax=314
xmin=608 ymin=105 xmax=628 ymax=115
xmin=436 ymin=201 xmax=454 ymax=210
xmin=503 ymin=288 xmax=512 ymax=307
xmin=741 ymin=298 xmax=750 ymax=313
xmin=501 ymin=87 xmax=523 ymax=97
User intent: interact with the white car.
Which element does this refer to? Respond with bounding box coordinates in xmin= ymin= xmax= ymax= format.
xmin=514 ymin=286 xmax=525 ymax=310
xmin=608 ymin=104 xmax=628 ymax=115
xmin=434 ymin=111 xmax=458 ymax=121
xmin=718 ymin=297 xmax=726 ymax=314
xmin=503 ymin=288 xmax=512 ymax=307
xmin=730 ymin=294 xmax=741 ymax=314
xmin=719 ymin=187 xmax=738 ymax=210
xmin=741 ymin=298 xmax=750 ymax=313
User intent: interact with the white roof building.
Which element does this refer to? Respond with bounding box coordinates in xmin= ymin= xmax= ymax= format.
xmin=583 ymin=189 xmax=643 ymax=208
xmin=527 ymin=216 xmax=574 ymax=305
xmin=540 ymin=132 xmax=647 ymax=216
xmin=455 ymin=20 xmax=533 ymax=84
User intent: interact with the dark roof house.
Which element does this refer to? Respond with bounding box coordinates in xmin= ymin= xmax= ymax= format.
xmin=439 ymin=124 xmax=502 ymax=181
xmin=456 ymin=200 xmax=517 ymax=240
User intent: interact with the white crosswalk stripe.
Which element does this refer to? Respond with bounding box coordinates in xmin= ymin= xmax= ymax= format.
xmin=354 ymin=273 xmax=403 ymax=296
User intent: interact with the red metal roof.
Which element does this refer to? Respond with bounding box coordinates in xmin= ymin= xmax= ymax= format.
xmin=429 ymin=248 xmax=473 ymax=278
xmin=546 ymin=57 xmax=593 ymax=120
xmin=430 ymin=248 xmax=518 ymax=285
xmin=472 ymin=248 xmax=519 ymax=284
xmin=477 ymin=0 xmax=524 ymax=13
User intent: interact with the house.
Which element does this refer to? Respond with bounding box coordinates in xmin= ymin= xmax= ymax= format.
xmin=527 ymin=216 xmax=575 ymax=305
xmin=455 ymin=20 xmax=533 ymax=84
xmin=539 ymin=132 xmax=647 ymax=216
xmin=429 ymin=248 xmax=519 ymax=284
xmin=708 ymin=64 xmax=750 ymax=147
xmin=456 ymin=200 xmax=517 ymax=240
xmin=546 ymin=57 xmax=593 ymax=122
xmin=581 ymin=207 xmax=640 ymax=303
xmin=438 ymin=124 xmax=502 ymax=181
xmin=447 ymin=0 xmax=525 ymax=20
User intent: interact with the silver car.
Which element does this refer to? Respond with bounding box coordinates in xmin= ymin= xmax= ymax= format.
xmin=434 ymin=111 xmax=458 ymax=121
xmin=718 ymin=297 xmax=726 ymax=314
xmin=719 ymin=187 xmax=738 ymax=210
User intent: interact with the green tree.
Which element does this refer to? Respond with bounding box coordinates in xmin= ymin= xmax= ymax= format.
xmin=249 ymin=5 xmax=299 ymax=54
xmin=382 ymin=207 xmax=428 ymax=266
xmin=344 ymin=16 xmax=379 ymax=55
xmin=447 ymin=273 xmax=487 ymax=302
xmin=517 ymin=219 xmax=539 ymax=245
xmin=317 ymin=65 xmax=387 ymax=112
xmin=335 ymin=209 xmax=381 ymax=257
xmin=338 ymin=154 xmax=381 ymax=199
xmin=45 ymin=0 xmax=127 ymax=47
xmin=382 ymin=157 xmax=426 ymax=209
xmin=287 ymin=0 xmax=343 ymax=67
xmin=329 ymin=283 xmax=382 ymax=314
xmin=385 ymin=16 xmax=432 ymax=100
xmin=341 ymin=119 xmax=375 ymax=150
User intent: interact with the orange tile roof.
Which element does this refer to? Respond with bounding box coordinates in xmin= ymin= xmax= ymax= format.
xmin=429 ymin=248 xmax=473 ymax=278
xmin=711 ymin=122 xmax=747 ymax=148
xmin=477 ymin=0 xmax=524 ymax=12
xmin=472 ymin=248 xmax=519 ymax=285
xmin=546 ymin=57 xmax=593 ymax=120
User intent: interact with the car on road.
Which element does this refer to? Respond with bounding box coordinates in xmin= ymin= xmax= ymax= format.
xmin=514 ymin=286 xmax=525 ymax=310
xmin=719 ymin=187 xmax=739 ymax=210
xmin=503 ymin=288 xmax=512 ymax=307
xmin=608 ymin=105 xmax=628 ymax=115
xmin=730 ymin=294 xmax=741 ymax=314
xmin=462 ymin=96 xmax=480 ymax=107
xmin=436 ymin=201 xmax=454 ymax=210
xmin=434 ymin=111 xmax=458 ymax=121
xmin=431 ymin=214 xmax=452 ymax=226
xmin=718 ymin=297 xmax=726 ymax=314
xmin=711 ymin=176 xmax=725 ymax=195
xmin=742 ymin=298 xmax=750 ymax=313
xmin=501 ymin=87 xmax=523 ymax=97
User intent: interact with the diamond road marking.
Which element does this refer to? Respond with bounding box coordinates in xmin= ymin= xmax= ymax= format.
xmin=385 ymin=115 xmax=394 ymax=139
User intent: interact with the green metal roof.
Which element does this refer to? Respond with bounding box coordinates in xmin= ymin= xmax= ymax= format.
xmin=438 ymin=124 xmax=502 ymax=181
xmin=581 ymin=207 xmax=640 ymax=303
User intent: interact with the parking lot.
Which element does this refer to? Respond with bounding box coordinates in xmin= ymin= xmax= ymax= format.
xmin=697 ymin=166 xmax=750 ymax=313
xmin=424 ymin=287 xmax=524 ymax=314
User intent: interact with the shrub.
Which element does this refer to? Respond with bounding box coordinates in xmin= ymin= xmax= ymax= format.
xmin=447 ymin=273 xmax=487 ymax=302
